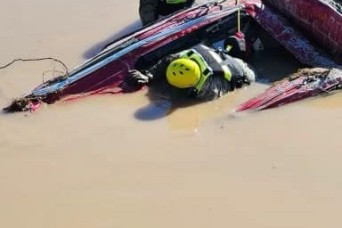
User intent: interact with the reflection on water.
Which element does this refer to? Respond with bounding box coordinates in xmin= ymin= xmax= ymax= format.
xmin=82 ymin=20 xmax=142 ymax=59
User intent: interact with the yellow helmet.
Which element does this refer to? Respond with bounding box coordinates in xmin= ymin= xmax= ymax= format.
xmin=166 ymin=58 xmax=201 ymax=88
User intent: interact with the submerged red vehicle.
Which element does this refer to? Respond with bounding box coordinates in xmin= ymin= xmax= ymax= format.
xmin=236 ymin=0 xmax=342 ymax=111
xmin=3 ymin=0 xmax=342 ymax=113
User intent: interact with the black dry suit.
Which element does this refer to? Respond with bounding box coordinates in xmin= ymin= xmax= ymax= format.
xmin=141 ymin=44 xmax=253 ymax=101
xmin=139 ymin=0 xmax=195 ymax=25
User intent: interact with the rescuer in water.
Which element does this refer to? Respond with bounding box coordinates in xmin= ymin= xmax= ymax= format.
xmin=124 ymin=42 xmax=256 ymax=102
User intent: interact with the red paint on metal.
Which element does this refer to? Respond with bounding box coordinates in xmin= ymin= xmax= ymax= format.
xmin=264 ymin=0 xmax=342 ymax=63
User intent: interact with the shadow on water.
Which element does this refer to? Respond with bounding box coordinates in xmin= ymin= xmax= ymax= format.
xmin=134 ymin=81 xmax=201 ymax=121
xmin=82 ymin=20 xmax=142 ymax=59
xmin=134 ymin=99 xmax=172 ymax=121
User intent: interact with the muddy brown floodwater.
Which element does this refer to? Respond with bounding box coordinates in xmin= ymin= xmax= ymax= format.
xmin=1 ymin=1 xmax=342 ymax=228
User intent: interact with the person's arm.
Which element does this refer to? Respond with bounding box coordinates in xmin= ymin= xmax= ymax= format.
xmin=143 ymin=54 xmax=178 ymax=82
xmin=125 ymin=54 xmax=179 ymax=86
xmin=139 ymin=0 xmax=159 ymax=26
xmin=225 ymin=57 xmax=255 ymax=84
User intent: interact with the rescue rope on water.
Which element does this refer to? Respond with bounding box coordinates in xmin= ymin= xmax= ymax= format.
xmin=0 ymin=57 xmax=69 ymax=77
xmin=236 ymin=0 xmax=241 ymax=33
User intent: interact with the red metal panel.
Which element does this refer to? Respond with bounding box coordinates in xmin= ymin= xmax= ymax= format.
xmin=264 ymin=0 xmax=342 ymax=62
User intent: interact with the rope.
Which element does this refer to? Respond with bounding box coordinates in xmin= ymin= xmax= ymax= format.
xmin=236 ymin=0 xmax=241 ymax=33
xmin=0 ymin=57 xmax=69 ymax=76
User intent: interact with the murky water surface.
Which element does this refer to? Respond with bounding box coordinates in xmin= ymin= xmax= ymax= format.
xmin=1 ymin=1 xmax=342 ymax=227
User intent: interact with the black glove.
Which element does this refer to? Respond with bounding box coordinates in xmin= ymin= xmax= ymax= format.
xmin=126 ymin=70 xmax=152 ymax=86
xmin=230 ymin=74 xmax=251 ymax=90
